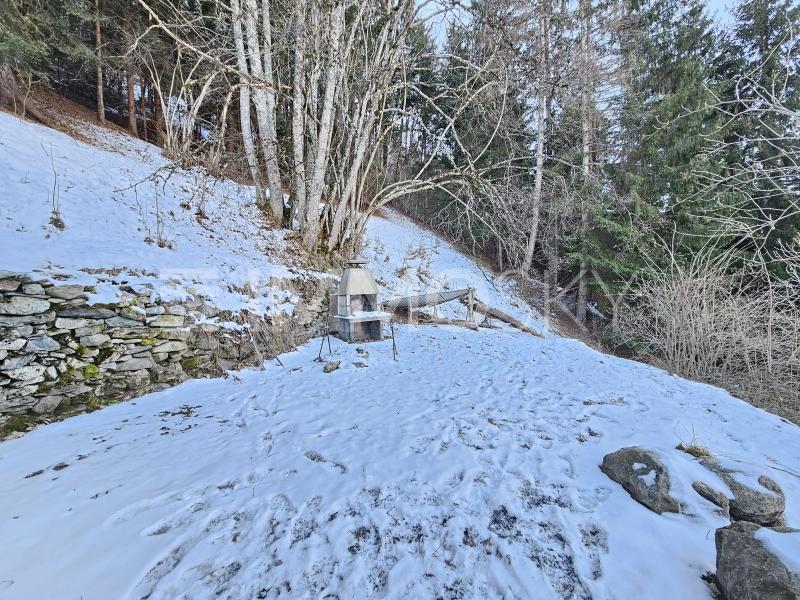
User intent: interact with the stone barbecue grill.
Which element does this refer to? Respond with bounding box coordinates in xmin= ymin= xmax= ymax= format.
xmin=329 ymin=260 xmax=392 ymax=342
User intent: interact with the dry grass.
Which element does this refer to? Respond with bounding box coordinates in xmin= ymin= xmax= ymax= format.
xmin=613 ymin=254 xmax=800 ymax=424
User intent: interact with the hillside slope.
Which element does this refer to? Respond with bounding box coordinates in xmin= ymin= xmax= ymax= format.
xmin=1 ymin=113 xmax=799 ymax=599
xmin=0 ymin=110 xmax=301 ymax=315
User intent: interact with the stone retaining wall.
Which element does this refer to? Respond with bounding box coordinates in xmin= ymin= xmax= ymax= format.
xmin=0 ymin=271 xmax=328 ymax=438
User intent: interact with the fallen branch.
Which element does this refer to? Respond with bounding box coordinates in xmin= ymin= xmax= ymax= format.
xmin=462 ymin=297 xmax=543 ymax=337
xmin=416 ymin=313 xmax=481 ymax=331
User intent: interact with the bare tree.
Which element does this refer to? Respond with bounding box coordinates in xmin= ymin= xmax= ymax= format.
xmin=95 ymin=0 xmax=106 ymax=124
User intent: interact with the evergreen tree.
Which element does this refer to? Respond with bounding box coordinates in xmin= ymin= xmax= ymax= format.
xmin=719 ymin=0 xmax=800 ymax=261
xmin=0 ymin=0 xmax=91 ymax=118
xmin=616 ymin=0 xmax=723 ymax=256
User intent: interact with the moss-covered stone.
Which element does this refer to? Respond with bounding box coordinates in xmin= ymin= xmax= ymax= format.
xmin=82 ymin=364 xmax=101 ymax=380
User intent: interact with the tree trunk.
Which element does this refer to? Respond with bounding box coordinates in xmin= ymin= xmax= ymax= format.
xmin=241 ymin=0 xmax=284 ymax=220
xmin=521 ymin=5 xmax=551 ymax=276
xmin=303 ymin=3 xmax=346 ymax=250
xmin=231 ymin=0 xmax=265 ymax=203
xmin=94 ymin=0 xmax=105 ymax=124
xmin=126 ymin=65 xmax=138 ymax=136
xmin=140 ymin=80 xmax=148 ymax=141
xmin=0 ymin=65 xmax=50 ymax=125
xmin=576 ymin=0 xmax=592 ymax=325
xmin=153 ymin=85 xmax=165 ymax=147
xmin=261 ymin=0 xmax=284 ymax=221
xmin=291 ymin=0 xmax=308 ymax=227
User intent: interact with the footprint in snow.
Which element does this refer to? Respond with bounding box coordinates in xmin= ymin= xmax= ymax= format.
xmin=290 ymin=495 xmax=322 ymax=547
xmin=303 ymin=450 xmax=348 ymax=474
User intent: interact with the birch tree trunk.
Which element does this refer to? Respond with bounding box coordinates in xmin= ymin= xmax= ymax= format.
xmin=94 ymin=0 xmax=105 ymax=124
xmin=140 ymin=80 xmax=148 ymax=140
xmin=576 ymin=0 xmax=591 ymax=324
xmin=260 ymin=0 xmax=284 ymax=220
xmin=231 ymin=0 xmax=264 ymax=203
xmin=242 ymin=0 xmax=283 ymax=220
xmin=290 ymin=0 xmax=308 ymax=226
xmin=521 ymin=2 xmax=552 ymax=275
xmin=302 ymin=2 xmax=346 ymax=250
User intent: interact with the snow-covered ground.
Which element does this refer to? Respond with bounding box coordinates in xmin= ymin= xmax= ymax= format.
xmin=2 ymin=110 xmax=800 ymax=598
xmin=0 ymin=111 xmax=301 ymax=315
xmin=2 ymin=197 xmax=799 ymax=599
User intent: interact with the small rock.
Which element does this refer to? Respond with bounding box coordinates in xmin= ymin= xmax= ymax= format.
xmin=56 ymin=306 xmax=116 ymax=319
xmin=716 ymin=520 xmax=800 ymax=600
xmin=105 ymin=316 xmax=146 ymax=328
xmin=158 ymin=329 xmax=191 ymax=341
xmin=0 ymin=297 xmax=51 ymax=316
xmin=54 ymin=317 xmax=91 ymax=330
xmin=74 ymin=324 xmax=105 ymax=337
xmin=46 ymin=285 xmax=86 ymax=300
xmin=692 ymin=481 xmax=730 ymax=512
xmin=0 ymin=338 xmax=27 ymax=351
xmin=0 ymin=313 xmax=54 ymax=327
xmin=166 ymin=305 xmax=187 ymax=316
xmin=126 ymin=369 xmax=151 ymax=389
xmin=22 ymin=283 xmax=45 ymax=295
xmin=33 ymin=396 xmax=62 ymax=414
xmin=152 ymin=340 xmax=188 ymax=353
xmin=80 ymin=333 xmax=111 ymax=347
xmin=699 ymin=457 xmax=786 ymax=526
xmin=109 ymin=357 xmax=155 ymax=372
xmin=45 ymin=366 xmax=58 ymax=380
xmin=600 ymin=446 xmax=680 ymax=514
xmin=118 ymin=306 xmax=147 ymax=322
xmin=147 ymin=314 xmax=185 ymax=328
xmin=0 ymin=278 xmax=21 ymax=292
xmin=5 ymin=364 xmax=47 ymax=381
xmin=323 ymin=361 xmax=341 ymax=373
xmin=25 ymin=336 xmax=61 ymax=353
xmin=145 ymin=305 xmax=166 ymax=316
xmin=1 ymin=355 xmax=35 ymax=371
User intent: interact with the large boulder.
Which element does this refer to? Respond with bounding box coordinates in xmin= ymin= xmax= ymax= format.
xmin=716 ymin=520 xmax=800 ymax=600
xmin=695 ymin=457 xmax=785 ymax=526
xmin=600 ymin=447 xmax=680 ymax=514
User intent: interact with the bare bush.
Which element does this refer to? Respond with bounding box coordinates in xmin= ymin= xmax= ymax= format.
xmin=613 ymin=251 xmax=800 ymax=422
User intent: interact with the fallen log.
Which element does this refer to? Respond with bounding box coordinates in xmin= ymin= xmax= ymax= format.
xmin=416 ymin=313 xmax=480 ymax=331
xmin=461 ymin=297 xmax=543 ymax=338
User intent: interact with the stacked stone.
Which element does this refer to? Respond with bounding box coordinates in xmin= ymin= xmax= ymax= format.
xmin=0 ymin=272 xmax=207 ymax=436
xmin=0 ymin=270 xmax=329 ymax=438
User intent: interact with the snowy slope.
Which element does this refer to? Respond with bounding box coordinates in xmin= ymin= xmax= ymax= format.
xmin=362 ymin=211 xmax=546 ymax=330
xmin=0 ymin=111 xmax=300 ymax=314
xmin=1 ymin=205 xmax=799 ymax=599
